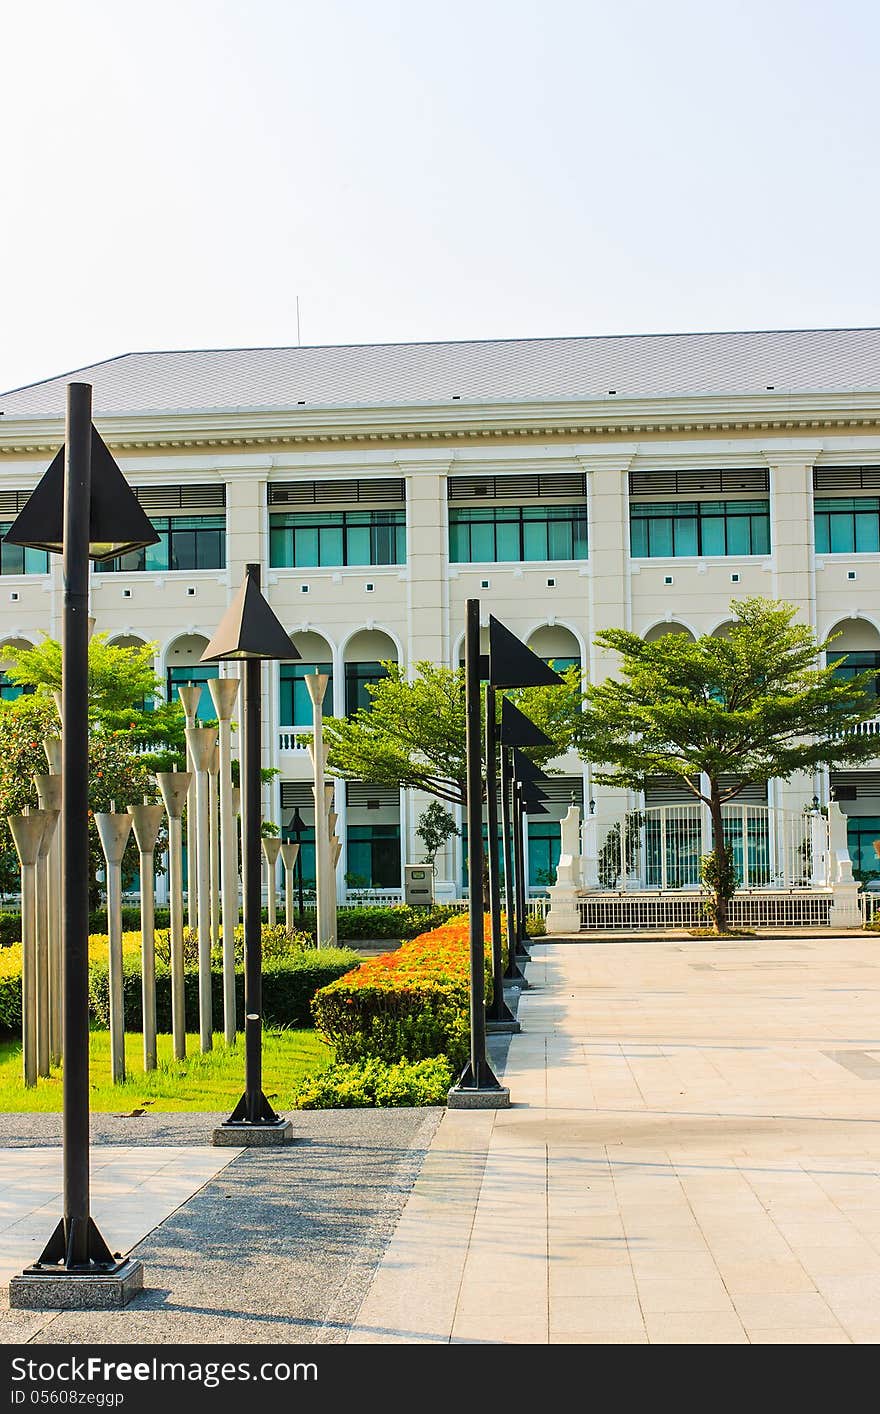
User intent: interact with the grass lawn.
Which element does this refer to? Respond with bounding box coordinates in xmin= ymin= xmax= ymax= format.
xmin=0 ymin=1029 xmax=331 ymax=1113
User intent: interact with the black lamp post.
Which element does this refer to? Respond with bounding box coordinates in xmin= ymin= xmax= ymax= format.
xmin=500 ymin=697 xmax=553 ymax=980
xmin=4 ymin=383 xmax=158 ymax=1298
xmin=287 ymin=806 xmax=307 ymax=924
xmin=202 ymin=564 xmax=300 ymax=1140
xmin=511 ymin=746 xmax=552 ymax=948
xmin=485 ymin=616 xmax=560 ymax=1021
xmin=447 ymin=599 xmax=508 ymax=1105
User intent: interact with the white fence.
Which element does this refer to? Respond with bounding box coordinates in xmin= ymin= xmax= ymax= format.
xmin=579 ymin=891 xmax=834 ymax=931
xmin=592 ymin=803 xmax=829 ymax=893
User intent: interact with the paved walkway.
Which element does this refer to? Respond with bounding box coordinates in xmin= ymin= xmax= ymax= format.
xmin=348 ymin=935 xmax=880 ymax=1344
xmin=0 ymin=1146 xmax=239 ymax=1285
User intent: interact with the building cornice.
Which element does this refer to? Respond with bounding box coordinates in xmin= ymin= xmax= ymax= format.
xmin=2 ymin=390 xmax=880 ymax=456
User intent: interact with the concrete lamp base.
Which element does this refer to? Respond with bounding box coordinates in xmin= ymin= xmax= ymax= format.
xmin=212 ymin=1119 xmax=294 ymax=1147
xmin=9 ymin=1260 xmax=144 ymax=1311
xmin=447 ymin=1085 xmax=511 ymax=1110
xmin=486 ymin=1018 xmax=521 ymax=1035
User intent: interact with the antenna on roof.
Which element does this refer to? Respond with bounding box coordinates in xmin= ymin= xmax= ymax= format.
xmin=296 ymin=296 xmax=302 ymax=348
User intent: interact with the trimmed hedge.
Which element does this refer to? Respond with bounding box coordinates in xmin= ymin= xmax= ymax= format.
xmin=311 ymin=916 xmax=492 ymax=1068
xmin=0 ymin=903 xmax=464 ymax=949
xmin=88 ymin=949 xmax=359 ymax=1032
xmin=0 ymin=906 xmax=174 ymax=948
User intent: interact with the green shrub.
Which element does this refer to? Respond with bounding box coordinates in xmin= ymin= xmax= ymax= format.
xmin=334 ymin=904 xmax=462 ymax=940
xmin=0 ymin=973 xmax=21 ymax=1032
xmin=87 ymin=948 xmax=359 ymax=1033
xmin=526 ymin=911 xmax=546 ymax=937
xmin=290 ymin=1055 xmax=454 ymax=1109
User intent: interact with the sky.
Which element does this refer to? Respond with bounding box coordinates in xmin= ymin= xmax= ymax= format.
xmin=1 ymin=0 xmax=879 ymax=395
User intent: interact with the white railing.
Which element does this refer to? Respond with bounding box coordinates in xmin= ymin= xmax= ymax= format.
xmin=860 ymin=891 xmax=880 ymax=925
xmin=579 ymin=891 xmax=835 ymax=931
xmin=833 ymin=715 xmax=880 ymax=738
xmin=341 ymin=889 xmax=403 ymax=906
xmin=592 ymin=803 xmax=830 ymax=892
xmin=278 ymin=730 xmax=313 ymax=754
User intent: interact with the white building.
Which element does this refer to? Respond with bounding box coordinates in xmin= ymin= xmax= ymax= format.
xmin=2 ymin=327 xmax=880 ymax=901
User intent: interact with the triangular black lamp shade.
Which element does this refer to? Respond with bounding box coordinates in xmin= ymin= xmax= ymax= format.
xmin=3 ymin=428 xmax=159 ymax=561
xmin=500 ymin=697 xmax=553 ymax=748
xmin=521 ymin=794 xmax=550 ymax=816
xmin=488 ymin=615 xmax=564 ymax=689
xmin=202 ymin=571 xmax=301 ymax=663
xmin=511 ymin=747 xmax=551 ymax=784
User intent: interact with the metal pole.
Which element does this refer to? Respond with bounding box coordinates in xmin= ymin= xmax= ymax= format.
xmin=128 ymin=800 xmax=164 ymax=1072
xmin=263 ymin=836 xmax=281 ymax=928
xmin=178 ymin=685 xmax=202 ymax=932
xmin=42 ymin=740 xmax=63 ymax=1066
xmin=186 ymin=726 xmax=216 ymax=1052
xmin=306 ymin=674 xmax=330 ymax=947
xmin=514 ymin=780 xmax=529 ymax=951
xmin=453 ymin=599 xmax=504 ymax=1095
xmin=295 ymin=827 xmax=305 ymax=922
xmin=485 ymin=687 xmax=516 ymax=1023
xmin=209 ymin=676 xmax=240 ymax=1044
xmin=281 ymin=842 xmax=300 ymax=931
xmin=326 ymin=786 xmax=339 ymax=947
xmin=219 ymin=565 xmax=281 ymax=1130
xmin=208 ymin=747 xmax=221 ymax=958
xmin=95 ymin=807 xmax=133 ymax=1085
xmin=8 ymin=812 xmax=45 ymax=1089
xmin=156 ymin=772 xmax=191 ymax=1061
xmin=501 ymin=747 xmax=524 ymax=982
xmin=60 ymin=383 xmax=113 ymax=1267
xmin=34 ymin=805 xmax=58 ymax=1077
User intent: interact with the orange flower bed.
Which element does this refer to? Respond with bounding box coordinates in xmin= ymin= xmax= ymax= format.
xmin=311 ymin=914 xmax=494 ymax=1066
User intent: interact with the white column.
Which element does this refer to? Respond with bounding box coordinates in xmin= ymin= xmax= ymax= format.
xmin=95 ymin=805 xmax=134 ymax=1085
xmin=262 ymin=836 xmax=282 ymax=927
xmin=306 ymin=673 xmax=331 ymax=946
xmin=208 ymin=675 xmax=241 ymax=1044
xmin=186 ymin=725 xmax=218 ymax=1052
xmin=178 ymin=685 xmax=203 ymax=932
xmin=42 ymin=737 xmax=63 ymax=1067
xmin=8 ymin=811 xmax=46 ymax=1089
xmin=157 ymin=772 xmax=192 ymax=1061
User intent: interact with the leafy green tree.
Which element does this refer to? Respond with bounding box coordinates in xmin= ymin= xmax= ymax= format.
xmin=1 ymin=631 xmax=186 ymax=774
xmin=415 ymin=800 xmax=460 ymax=866
xmin=575 ymin=597 xmax=880 ymax=932
xmin=0 ymin=695 xmax=160 ymax=910
xmin=324 ymin=660 xmax=585 ymax=806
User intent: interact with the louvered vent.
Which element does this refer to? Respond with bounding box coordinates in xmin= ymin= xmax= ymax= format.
xmin=525 ymin=777 xmax=584 ymax=807
xmin=345 ymin=783 xmax=400 ymax=810
xmin=717 ymin=775 xmax=768 ymax=804
xmin=644 ymin=775 xmax=701 ymax=805
xmin=280 ymin=782 xmax=315 ymax=810
xmin=0 ymin=489 xmax=33 ymax=517
xmin=629 ymin=468 xmax=768 ymax=498
xmin=134 ymin=484 xmax=226 ymax=513
xmin=813 ymin=466 xmax=880 ymax=493
xmin=269 ymin=478 xmax=405 ymax=506
xmin=448 ymin=472 xmax=586 ymax=501
xmin=830 ymin=771 xmax=880 ymax=799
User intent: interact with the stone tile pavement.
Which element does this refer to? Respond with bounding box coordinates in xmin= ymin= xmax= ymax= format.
xmin=347 ymin=935 xmax=880 ymax=1344
xmin=0 ymin=1147 xmax=241 ymax=1286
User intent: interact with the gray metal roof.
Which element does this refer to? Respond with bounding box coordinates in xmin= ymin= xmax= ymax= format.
xmin=3 ymin=327 xmax=880 ymax=418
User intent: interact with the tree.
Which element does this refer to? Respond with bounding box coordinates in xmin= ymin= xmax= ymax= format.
xmin=1 ymin=632 xmax=186 ymax=774
xmin=574 ymin=597 xmax=880 ymax=932
xmin=324 ymin=660 xmax=586 ymax=806
xmin=415 ymin=800 xmax=459 ymax=867
xmin=0 ymin=695 xmax=160 ymax=910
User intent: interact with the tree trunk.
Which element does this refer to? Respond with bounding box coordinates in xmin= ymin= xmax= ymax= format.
xmin=707 ymin=784 xmax=729 ymax=933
